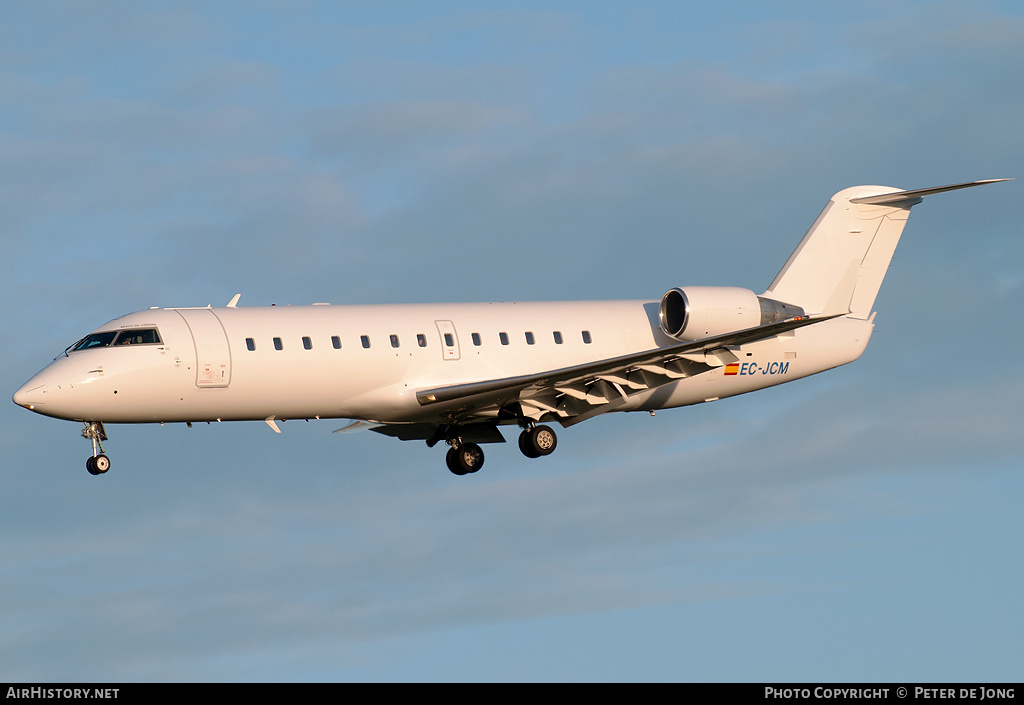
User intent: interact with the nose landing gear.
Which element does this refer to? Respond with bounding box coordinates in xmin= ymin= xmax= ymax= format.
xmin=82 ymin=421 xmax=111 ymax=475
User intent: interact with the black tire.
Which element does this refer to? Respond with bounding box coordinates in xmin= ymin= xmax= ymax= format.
xmin=519 ymin=429 xmax=541 ymax=458
xmin=446 ymin=447 xmax=467 ymax=475
xmin=86 ymin=455 xmax=110 ymax=475
xmin=449 ymin=443 xmax=484 ymax=474
xmin=525 ymin=425 xmax=557 ymax=457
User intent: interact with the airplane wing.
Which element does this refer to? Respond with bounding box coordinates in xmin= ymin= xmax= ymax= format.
xmin=414 ymin=314 xmax=838 ymax=428
xmin=332 ymin=420 xmax=382 ymax=434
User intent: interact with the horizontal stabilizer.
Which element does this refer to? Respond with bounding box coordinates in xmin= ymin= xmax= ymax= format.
xmin=849 ymin=179 xmax=1011 ymax=206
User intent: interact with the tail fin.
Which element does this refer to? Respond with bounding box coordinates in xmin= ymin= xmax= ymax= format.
xmin=763 ymin=179 xmax=1010 ymax=319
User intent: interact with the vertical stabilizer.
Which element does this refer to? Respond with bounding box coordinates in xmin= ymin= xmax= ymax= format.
xmin=763 ymin=180 xmax=1009 ymax=319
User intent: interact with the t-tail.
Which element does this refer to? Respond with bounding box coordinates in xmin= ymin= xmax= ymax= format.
xmin=763 ymin=179 xmax=1011 ymax=319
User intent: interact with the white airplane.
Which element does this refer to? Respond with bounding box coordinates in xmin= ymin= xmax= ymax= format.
xmin=13 ymin=179 xmax=1008 ymax=476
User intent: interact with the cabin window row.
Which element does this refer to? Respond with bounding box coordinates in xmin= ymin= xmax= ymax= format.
xmin=245 ymin=335 xmax=423 ymax=351
xmin=485 ymin=330 xmax=592 ymax=346
xmin=243 ymin=330 xmax=593 ymax=351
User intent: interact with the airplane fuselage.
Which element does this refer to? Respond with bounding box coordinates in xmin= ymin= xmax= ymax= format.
xmin=15 ymin=301 xmax=870 ymax=427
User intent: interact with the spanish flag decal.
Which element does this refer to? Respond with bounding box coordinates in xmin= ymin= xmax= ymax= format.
xmin=724 ymin=363 xmax=740 ymax=376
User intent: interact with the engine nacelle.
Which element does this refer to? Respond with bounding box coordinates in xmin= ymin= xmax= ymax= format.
xmin=658 ymin=287 xmax=805 ymax=341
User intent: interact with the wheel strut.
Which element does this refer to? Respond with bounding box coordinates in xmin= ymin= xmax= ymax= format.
xmin=82 ymin=421 xmax=111 ymax=475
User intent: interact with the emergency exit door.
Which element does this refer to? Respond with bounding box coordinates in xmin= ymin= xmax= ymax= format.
xmin=435 ymin=320 xmax=461 ymax=361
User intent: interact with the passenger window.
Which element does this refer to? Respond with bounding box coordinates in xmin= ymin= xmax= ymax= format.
xmin=499 ymin=332 xmax=509 ymax=345
xmin=525 ymin=331 xmax=535 ymax=345
xmin=417 ymin=334 xmax=427 ymax=347
xmin=444 ymin=333 xmax=455 ymax=347
xmin=332 ymin=336 xmax=342 ymax=349
xmin=553 ymin=331 xmax=563 ymax=344
xmin=302 ymin=336 xmax=312 ymax=350
xmin=361 ymin=335 xmax=371 ymax=349
xmin=582 ymin=330 xmax=592 ymax=344
xmin=273 ymin=337 xmax=283 ymax=351
xmin=246 ymin=338 xmax=256 ymax=351
xmin=390 ymin=334 xmax=400 ymax=348
xmin=472 ymin=332 xmax=481 ymax=346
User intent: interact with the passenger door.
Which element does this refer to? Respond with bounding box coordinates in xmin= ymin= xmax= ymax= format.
xmin=175 ymin=309 xmax=232 ymax=387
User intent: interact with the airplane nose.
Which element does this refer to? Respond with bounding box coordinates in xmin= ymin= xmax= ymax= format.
xmin=13 ymin=381 xmax=46 ymax=410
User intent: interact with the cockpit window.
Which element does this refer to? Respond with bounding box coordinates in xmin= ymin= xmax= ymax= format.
xmin=69 ymin=328 xmax=162 ymax=352
xmin=70 ymin=332 xmax=117 ymax=351
xmin=114 ymin=328 xmax=162 ymax=346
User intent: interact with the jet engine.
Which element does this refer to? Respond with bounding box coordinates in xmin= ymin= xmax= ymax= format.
xmin=658 ymin=286 xmax=805 ymax=341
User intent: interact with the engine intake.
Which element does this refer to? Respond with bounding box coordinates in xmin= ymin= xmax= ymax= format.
xmin=658 ymin=287 xmax=804 ymax=341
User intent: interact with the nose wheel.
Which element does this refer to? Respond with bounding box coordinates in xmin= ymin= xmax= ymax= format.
xmin=82 ymin=421 xmax=111 ymax=475
xmin=87 ymin=454 xmax=111 ymax=475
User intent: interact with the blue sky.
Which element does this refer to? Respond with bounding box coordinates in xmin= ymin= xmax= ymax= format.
xmin=2 ymin=1 xmax=1022 ymax=682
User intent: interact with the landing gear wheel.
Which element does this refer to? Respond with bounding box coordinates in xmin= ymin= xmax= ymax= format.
xmin=519 ymin=430 xmax=540 ymax=458
xmin=86 ymin=454 xmax=110 ymax=475
xmin=519 ymin=425 xmax=557 ymax=458
xmin=445 ymin=448 xmax=464 ymax=475
xmin=446 ymin=443 xmax=484 ymax=475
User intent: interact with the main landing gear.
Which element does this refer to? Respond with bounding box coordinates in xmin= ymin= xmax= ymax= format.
xmin=443 ymin=424 xmax=559 ymax=475
xmin=82 ymin=421 xmax=111 ymax=476
xmin=445 ymin=442 xmax=485 ymax=475
xmin=519 ymin=424 xmax=557 ymax=459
